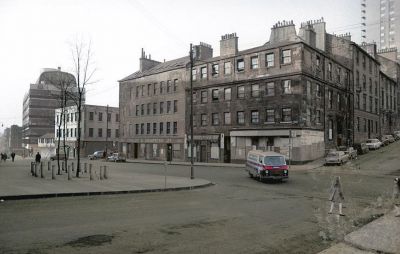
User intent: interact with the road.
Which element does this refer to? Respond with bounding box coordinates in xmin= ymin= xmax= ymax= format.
xmin=1 ymin=142 xmax=399 ymax=254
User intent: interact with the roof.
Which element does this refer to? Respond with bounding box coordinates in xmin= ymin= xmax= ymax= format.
xmin=247 ymin=150 xmax=285 ymax=157
xmin=120 ymin=56 xmax=190 ymax=82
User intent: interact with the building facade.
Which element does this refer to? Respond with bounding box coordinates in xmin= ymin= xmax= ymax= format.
xmin=22 ymin=68 xmax=77 ymax=155
xmin=55 ymin=104 xmax=119 ymax=157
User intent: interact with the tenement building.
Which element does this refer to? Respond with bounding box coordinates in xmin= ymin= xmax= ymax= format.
xmin=55 ymin=104 xmax=119 ymax=157
xmin=191 ymin=20 xmax=351 ymax=163
xmin=22 ymin=68 xmax=77 ymax=155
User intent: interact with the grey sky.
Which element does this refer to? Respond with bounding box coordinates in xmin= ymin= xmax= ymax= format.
xmin=0 ymin=0 xmax=360 ymax=132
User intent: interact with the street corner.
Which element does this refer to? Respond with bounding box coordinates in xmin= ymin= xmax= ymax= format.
xmin=318 ymin=243 xmax=375 ymax=254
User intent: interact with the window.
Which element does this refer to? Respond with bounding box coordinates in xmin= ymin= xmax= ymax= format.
xmin=115 ymin=129 xmax=119 ymax=138
xmin=224 ymin=62 xmax=231 ymax=75
xmin=141 ymin=85 xmax=145 ymax=96
xmin=250 ymin=56 xmax=259 ymax=69
xmin=237 ymin=111 xmax=245 ymax=124
xmin=173 ymin=122 xmax=177 ymax=134
xmin=135 ymin=124 xmax=139 ymax=135
xmin=147 ymin=123 xmax=150 ymax=134
xmin=212 ymin=113 xmax=219 ymax=125
xmin=89 ymin=112 xmax=94 ymax=120
xmin=136 ymin=86 xmax=139 ymax=97
xmin=116 ymin=114 xmax=119 ymax=122
xmin=136 ymin=105 xmax=139 ymax=116
xmin=356 ymin=71 xmax=360 ymax=87
xmin=160 ymin=82 xmax=164 ymax=94
xmin=212 ymin=89 xmax=219 ymax=101
xmin=356 ymin=117 xmax=360 ymax=132
xmin=251 ymin=84 xmax=260 ymax=97
xmin=362 ymin=75 xmax=366 ymax=89
xmin=363 ymin=94 xmax=367 ymax=110
xmin=201 ymin=114 xmax=207 ymax=126
xmin=160 ymin=102 xmax=164 ymax=114
xmin=266 ymin=109 xmax=275 ymax=123
xmin=160 ymin=122 xmax=164 ymax=134
xmin=316 ymin=55 xmax=320 ymax=67
xmin=224 ymin=88 xmax=231 ymax=101
xmin=173 ymin=100 xmax=178 ymax=113
xmin=153 ymin=103 xmax=157 ymax=114
xmin=316 ymin=110 xmax=321 ymax=124
xmin=98 ymin=128 xmax=103 ymax=137
xmin=369 ymin=96 xmax=373 ymax=112
xmin=167 ymin=80 xmax=172 ymax=93
xmin=266 ymin=82 xmax=275 ymax=96
xmin=328 ymin=63 xmax=332 ymax=80
xmin=153 ymin=83 xmax=157 ymax=95
xmin=141 ymin=104 xmax=144 ymax=115
xmin=201 ymin=90 xmax=208 ymax=103
xmin=375 ymin=98 xmax=378 ymax=113
xmin=166 ymin=122 xmax=171 ymax=134
xmin=107 ymin=129 xmax=111 ymax=138
xmin=237 ymin=86 xmax=245 ymax=99
xmin=337 ymin=67 xmax=341 ymax=83
xmin=140 ymin=123 xmax=144 ymax=134
xmin=224 ymin=112 xmax=231 ymax=125
xmin=192 ymin=69 xmax=197 ymax=81
xmin=328 ymin=90 xmax=333 ymax=109
xmin=153 ymin=123 xmax=157 ymax=135
xmin=282 ymin=80 xmax=291 ymax=94
xmin=356 ymin=94 xmax=360 ymax=109
xmin=201 ymin=67 xmax=207 ymax=79
xmin=369 ymin=78 xmax=372 ymax=93
xmin=266 ymin=53 xmax=274 ymax=67
xmin=89 ymin=128 xmax=93 ymax=137
xmin=281 ymin=49 xmax=291 ymax=64
xmin=98 ymin=112 xmax=103 ymax=121
xmin=316 ymin=84 xmax=321 ymax=97
xmin=251 ymin=110 xmax=259 ymax=124
xmin=148 ymin=84 xmax=152 ymax=96
xmin=282 ymin=108 xmax=292 ymax=122
xmin=167 ymin=101 xmax=171 ymax=113
xmin=66 ymin=113 xmax=70 ymax=122
xmin=212 ymin=64 xmax=219 ymax=77
xmin=173 ymin=79 xmax=178 ymax=92
xmin=237 ymin=59 xmax=244 ymax=72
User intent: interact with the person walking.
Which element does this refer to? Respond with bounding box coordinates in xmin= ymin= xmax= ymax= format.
xmin=11 ymin=152 xmax=15 ymax=162
xmin=393 ymin=177 xmax=400 ymax=217
xmin=328 ymin=176 xmax=345 ymax=216
xmin=35 ymin=152 xmax=41 ymax=164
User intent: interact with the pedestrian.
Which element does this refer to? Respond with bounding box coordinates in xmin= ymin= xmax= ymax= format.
xmin=11 ymin=152 xmax=15 ymax=162
xmin=328 ymin=176 xmax=345 ymax=216
xmin=393 ymin=177 xmax=400 ymax=217
xmin=35 ymin=152 xmax=41 ymax=164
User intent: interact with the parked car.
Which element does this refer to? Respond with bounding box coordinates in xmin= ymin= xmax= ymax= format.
xmin=393 ymin=131 xmax=400 ymax=139
xmin=338 ymin=146 xmax=358 ymax=160
xmin=325 ymin=151 xmax=349 ymax=165
xmin=383 ymin=134 xmax=395 ymax=143
xmin=246 ymin=150 xmax=288 ymax=181
xmin=106 ymin=153 xmax=126 ymax=162
xmin=50 ymin=153 xmax=66 ymax=161
xmin=88 ymin=150 xmax=104 ymax=160
xmin=379 ymin=136 xmax=390 ymax=146
xmin=392 ymin=133 xmax=400 ymax=141
xmin=353 ymin=143 xmax=369 ymax=155
xmin=365 ymin=139 xmax=382 ymax=150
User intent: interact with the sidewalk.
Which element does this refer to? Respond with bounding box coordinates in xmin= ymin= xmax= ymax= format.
xmin=0 ymin=159 xmax=212 ymax=200
xmin=319 ymin=210 xmax=400 ymax=254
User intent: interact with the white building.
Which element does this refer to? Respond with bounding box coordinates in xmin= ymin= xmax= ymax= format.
xmin=37 ymin=133 xmax=56 ymax=158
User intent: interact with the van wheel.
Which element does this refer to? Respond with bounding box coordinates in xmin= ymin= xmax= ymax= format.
xmin=248 ymin=172 xmax=253 ymax=178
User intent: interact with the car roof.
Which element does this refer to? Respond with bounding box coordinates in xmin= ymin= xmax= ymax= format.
xmin=247 ymin=150 xmax=284 ymax=157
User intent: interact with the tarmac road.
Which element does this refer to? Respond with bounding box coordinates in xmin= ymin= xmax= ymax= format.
xmin=1 ymin=142 xmax=399 ymax=254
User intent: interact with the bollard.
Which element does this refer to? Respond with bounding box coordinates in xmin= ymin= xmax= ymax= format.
xmin=31 ymin=162 xmax=34 ymax=176
xmin=72 ymin=162 xmax=74 ymax=172
xmin=79 ymin=163 xmax=82 ymax=174
xmin=103 ymin=166 xmax=108 ymax=179
xmin=51 ymin=165 xmax=55 ymax=180
xmin=62 ymin=161 xmax=65 ymax=172
xmin=34 ymin=163 xmax=38 ymax=177
xmin=89 ymin=164 xmax=94 ymax=181
xmin=68 ymin=165 xmax=71 ymax=180
xmin=40 ymin=162 xmax=44 ymax=178
xmin=164 ymin=161 xmax=167 ymax=189
xmin=48 ymin=161 xmax=51 ymax=171
xmin=84 ymin=163 xmax=87 ymax=173
xmin=100 ymin=166 xmax=104 ymax=180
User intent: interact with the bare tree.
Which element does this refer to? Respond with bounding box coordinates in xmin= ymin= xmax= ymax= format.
xmin=68 ymin=40 xmax=96 ymax=178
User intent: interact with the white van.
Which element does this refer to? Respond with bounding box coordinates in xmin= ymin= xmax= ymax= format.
xmin=246 ymin=150 xmax=288 ymax=181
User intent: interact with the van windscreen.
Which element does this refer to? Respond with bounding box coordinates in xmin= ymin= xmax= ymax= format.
xmin=264 ymin=156 xmax=286 ymax=166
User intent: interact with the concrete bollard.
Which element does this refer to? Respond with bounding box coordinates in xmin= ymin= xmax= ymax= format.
xmin=51 ymin=165 xmax=55 ymax=180
xmin=40 ymin=162 xmax=44 ymax=178
xmin=89 ymin=164 xmax=94 ymax=181
xmin=164 ymin=161 xmax=167 ymax=189
xmin=48 ymin=161 xmax=51 ymax=171
xmin=84 ymin=163 xmax=87 ymax=173
xmin=62 ymin=161 xmax=65 ymax=172
xmin=68 ymin=165 xmax=71 ymax=180
xmin=100 ymin=166 xmax=104 ymax=180
xmin=34 ymin=163 xmax=38 ymax=177
xmin=72 ymin=162 xmax=74 ymax=172
xmin=103 ymin=166 xmax=108 ymax=179
xmin=31 ymin=162 xmax=35 ymax=176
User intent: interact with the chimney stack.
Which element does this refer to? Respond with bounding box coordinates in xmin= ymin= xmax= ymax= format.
xmin=139 ymin=48 xmax=161 ymax=72
xmin=220 ymin=33 xmax=238 ymax=57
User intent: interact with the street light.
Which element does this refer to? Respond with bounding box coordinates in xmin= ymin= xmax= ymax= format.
xmin=189 ymin=44 xmax=194 ymax=179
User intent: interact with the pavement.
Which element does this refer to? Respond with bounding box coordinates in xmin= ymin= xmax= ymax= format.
xmin=0 ymin=158 xmax=212 ymax=200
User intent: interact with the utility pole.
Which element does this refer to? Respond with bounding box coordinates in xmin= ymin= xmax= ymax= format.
xmin=105 ymin=104 xmax=109 ymax=156
xmin=190 ymin=43 xmax=194 ymax=179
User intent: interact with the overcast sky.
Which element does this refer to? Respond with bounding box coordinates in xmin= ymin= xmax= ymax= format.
xmin=0 ymin=0 xmax=361 ymax=132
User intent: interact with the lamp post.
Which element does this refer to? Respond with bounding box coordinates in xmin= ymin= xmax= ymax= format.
xmin=189 ymin=44 xmax=194 ymax=179
xmin=105 ymin=104 xmax=109 ymax=156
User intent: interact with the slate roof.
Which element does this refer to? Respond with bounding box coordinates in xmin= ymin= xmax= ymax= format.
xmin=120 ymin=56 xmax=190 ymax=82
